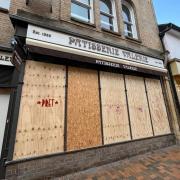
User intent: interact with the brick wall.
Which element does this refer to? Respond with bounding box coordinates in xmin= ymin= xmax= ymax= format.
xmin=5 ymin=0 xmax=163 ymax=55
xmin=59 ymin=0 xmax=163 ymax=52
xmin=134 ymin=0 xmax=162 ymax=51
xmin=5 ymin=134 xmax=175 ymax=179
xmin=0 ymin=11 xmax=14 ymax=48
xmin=10 ymin=0 xmax=60 ymax=20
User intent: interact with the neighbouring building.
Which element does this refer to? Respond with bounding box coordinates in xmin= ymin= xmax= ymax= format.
xmin=0 ymin=0 xmax=179 ymax=179
xmin=159 ymin=23 xmax=180 ymax=111
xmin=0 ymin=1 xmax=15 ymax=178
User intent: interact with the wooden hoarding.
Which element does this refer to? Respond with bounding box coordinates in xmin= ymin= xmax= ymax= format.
xmin=13 ymin=61 xmax=66 ymax=160
xmin=67 ymin=67 xmax=102 ymax=151
xmin=145 ymin=78 xmax=170 ymax=135
xmin=125 ymin=75 xmax=153 ymax=139
xmin=100 ymin=72 xmax=131 ymax=144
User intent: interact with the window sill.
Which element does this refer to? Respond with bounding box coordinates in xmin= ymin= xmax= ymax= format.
xmin=71 ymin=17 xmax=96 ymax=28
xmin=0 ymin=7 xmax=9 ymax=13
xmin=101 ymin=28 xmax=121 ymax=37
xmin=125 ymin=36 xmax=142 ymax=44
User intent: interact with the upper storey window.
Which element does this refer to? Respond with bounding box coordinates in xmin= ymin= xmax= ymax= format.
xmin=100 ymin=0 xmax=117 ymax=32
xmin=0 ymin=0 xmax=10 ymax=10
xmin=71 ymin=0 xmax=94 ymax=23
xmin=122 ymin=0 xmax=137 ymax=39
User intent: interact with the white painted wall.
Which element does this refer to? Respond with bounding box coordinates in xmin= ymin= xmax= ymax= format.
xmin=163 ymin=30 xmax=180 ymax=60
xmin=0 ymin=93 xmax=10 ymax=158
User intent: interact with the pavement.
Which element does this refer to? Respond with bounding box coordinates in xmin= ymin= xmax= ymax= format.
xmin=59 ymin=145 xmax=180 ymax=180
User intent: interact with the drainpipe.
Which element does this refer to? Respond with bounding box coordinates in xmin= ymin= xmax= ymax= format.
xmin=163 ymin=50 xmax=170 ymax=68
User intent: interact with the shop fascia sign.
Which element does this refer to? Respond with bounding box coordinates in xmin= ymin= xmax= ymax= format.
xmin=11 ymin=50 xmax=23 ymax=71
xmin=0 ymin=51 xmax=13 ymax=66
xmin=26 ymin=25 xmax=165 ymax=69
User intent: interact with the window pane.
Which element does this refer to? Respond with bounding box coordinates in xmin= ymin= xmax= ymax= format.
xmin=101 ymin=14 xmax=113 ymax=30
xmin=71 ymin=2 xmax=90 ymax=22
xmin=124 ymin=24 xmax=133 ymax=37
xmin=100 ymin=0 xmax=112 ymax=14
xmin=125 ymin=31 xmax=133 ymax=38
xmin=0 ymin=0 xmax=10 ymax=10
xmin=122 ymin=5 xmax=131 ymax=23
xmin=127 ymin=24 xmax=132 ymax=32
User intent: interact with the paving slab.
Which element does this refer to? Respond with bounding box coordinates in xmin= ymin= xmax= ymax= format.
xmin=58 ymin=145 xmax=180 ymax=180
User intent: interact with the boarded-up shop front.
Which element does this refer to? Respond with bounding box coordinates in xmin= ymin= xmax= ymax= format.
xmin=13 ymin=60 xmax=170 ymax=159
xmin=12 ymin=61 xmax=170 ymax=160
xmin=5 ymin=24 xmax=174 ymax=178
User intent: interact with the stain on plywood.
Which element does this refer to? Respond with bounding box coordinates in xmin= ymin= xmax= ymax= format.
xmin=145 ymin=78 xmax=170 ymax=135
xmin=13 ymin=60 xmax=66 ymax=160
xmin=100 ymin=72 xmax=131 ymax=144
xmin=67 ymin=67 xmax=102 ymax=151
xmin=125 ymin=75 xmax=153 ymax=139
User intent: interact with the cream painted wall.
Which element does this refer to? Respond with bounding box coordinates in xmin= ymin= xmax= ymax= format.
xmin=163 ymin=30 xmax=180 ymax=60
xmin=0 ymin=93 xmax=10 ymax=158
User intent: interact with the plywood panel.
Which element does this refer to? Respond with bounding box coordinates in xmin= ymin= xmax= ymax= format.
xmin=13 ymin=60 xmax=66 ymax=160
xmin=67 ymin=67 xmax=102 ymax=151
xmin=100 ymin=72 xmax=131 ymax=144
xmin=145 ymin=78 xmax=171 ymax=135
xmin=125 ymin=75 xmax=153 ymax=139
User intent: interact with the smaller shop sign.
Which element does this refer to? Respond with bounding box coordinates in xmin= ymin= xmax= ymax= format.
xmin=95 ymin=60 xmax=138 ymax=71
xmin=11 ymin=50 xmax=23 ymax=71
xmin=11 ymin=43 xmax=26 ymax=71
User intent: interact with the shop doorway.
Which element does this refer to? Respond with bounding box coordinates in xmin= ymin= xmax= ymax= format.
xmin=0 ymin=89 xmax=10 ymax=158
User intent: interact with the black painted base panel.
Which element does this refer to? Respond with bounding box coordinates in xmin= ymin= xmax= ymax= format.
xmin=5 ymin=134 xmax=176 ymax=179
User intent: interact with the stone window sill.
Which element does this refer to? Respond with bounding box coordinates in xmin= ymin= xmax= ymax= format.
xmin=71 ymin=17 xmax=96 ymax=28
xmin=101 ymin=28 xmax=121 ymax=37
xmin=125 ymin=36 xmax=142 ymax=44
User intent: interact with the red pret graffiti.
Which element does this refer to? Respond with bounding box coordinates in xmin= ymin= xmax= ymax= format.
xmin=37 ymin=99 xmax=59 ymax=107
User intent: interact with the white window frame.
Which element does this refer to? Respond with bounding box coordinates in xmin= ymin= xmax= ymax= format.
xmin=122 ymin=0 xmax=137 ymax=39
xmin=100 ymin=0 xmax=118 ymax=32
xmin=0 ymin=0 xmax=10 ymax=10
xmin=71 ymin=0 xmax=94 ymax=24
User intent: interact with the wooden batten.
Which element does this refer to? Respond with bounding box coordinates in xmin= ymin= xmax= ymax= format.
xmin=67 ymin=67 xmax=102 ymax=151
xmin=100 ymin=71 xmax=131 ymax=144
xmin=0 ymin=88 xmax=11 ymax=94
xmin=145 ymin=78 xmax=171 ymax=135
xmin=125 ymin=75 xmax=153 ymax=139
xmin=13 ymin=60 xmax=66 ymax=160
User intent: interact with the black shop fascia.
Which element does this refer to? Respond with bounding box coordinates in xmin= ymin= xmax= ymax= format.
xmin=10 ymin=13 xmax=167 ymax=78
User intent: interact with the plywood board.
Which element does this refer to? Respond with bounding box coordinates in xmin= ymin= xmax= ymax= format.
xmin=67 ymin=67 xmax=102 ymax=151
xmin=125 ymin=75 xmax=153 ymax=139
xmin=13 ymin=60 xmax=66 ymax=160
xmin=145 ymin=78 xmax=170 ymax=135
xmin=100 ymin=72 xmax=131 ymax=144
